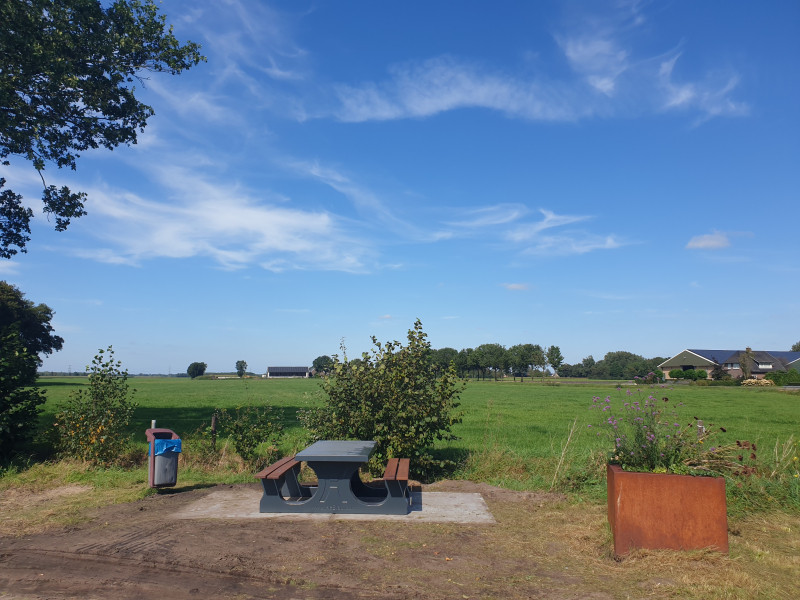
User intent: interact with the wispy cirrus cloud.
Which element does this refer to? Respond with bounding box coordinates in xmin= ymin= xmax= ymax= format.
xmin=285 ymin=159 xmax=445 ymax=243
xmin=686 ymin=231 xmax=731 ymax=250
xmin=658 ymin=56 xmax=748 ymax=122
xmin=506 ymin=209 xmax=591 ymax=242
xmin=503 ymin=283 xmax=530 ymax=291
xmin=65 ymin=166 xmax=370 ymax=272
xmin=329 ymin=4 xmax=746 ymax=125
xmin=333 ymin=56 xmax=580 ymax=123
xmin=522 ymin=234 xmax=623 ymax=256
xmin=447 ymin=204 xmax=528 ymax=228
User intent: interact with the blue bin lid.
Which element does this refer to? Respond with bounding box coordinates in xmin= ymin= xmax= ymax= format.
xmin=153 ymin=438 xmax=182 ymax=455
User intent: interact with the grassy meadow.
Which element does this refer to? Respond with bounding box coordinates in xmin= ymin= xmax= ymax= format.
xmin=23 ymin=375 xmax=800 ymax=514
xmin=3 ymin=376 xmax=798 ymax=599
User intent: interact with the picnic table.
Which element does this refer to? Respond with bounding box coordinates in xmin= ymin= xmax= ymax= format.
xmin=255 ymin=440 xmax=411 ymax=515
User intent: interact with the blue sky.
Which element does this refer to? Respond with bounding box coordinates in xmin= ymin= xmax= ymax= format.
xmin=3 ymin=0 xmax=799 ymax=374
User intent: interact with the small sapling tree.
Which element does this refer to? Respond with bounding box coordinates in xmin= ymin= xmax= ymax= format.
xmin=300 ymin=319 xmax=464 ymax=477
xmin=53 ymin=346 xmax=137 ymax=465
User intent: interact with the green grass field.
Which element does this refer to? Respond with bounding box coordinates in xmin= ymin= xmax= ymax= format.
xmin=32 ymin=376 xmax=800 ymax=508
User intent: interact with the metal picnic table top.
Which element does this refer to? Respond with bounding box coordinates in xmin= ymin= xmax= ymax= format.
xmin=295 ymin=440 xmax=377 ymax=463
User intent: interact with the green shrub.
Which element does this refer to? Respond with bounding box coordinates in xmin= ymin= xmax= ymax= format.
xmin=300 ymin=319 xmax=464 ymax=478
xmin=765 ymin=369 xmax=800 ymax=386
xmin=669 ymin=369 xmax=684 ymax=380
xmin=53 ymin=347 xmax=137 ymax=465
xmin=0 ymin=336 xmax=46 ymax=458
xmin=218 ymin=405 xmax=283 ymax=469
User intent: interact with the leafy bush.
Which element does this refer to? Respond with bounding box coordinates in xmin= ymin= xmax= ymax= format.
xmin=299 ymin=319 xmax=464 ymax=478
xmin=708 ymin=379 xmax=740 ymax=386
xmin=218 ymin=405 xmax=283 ymax=469
xmin=0 ymin=335 xmax=46 ymax=458
xmin=765 ymin=369 xmax=800 ymax=386
xmin=53 ymin=347 xmax=137 ymax=465
xmin=668 ymin=369 xmax=684 ymax=380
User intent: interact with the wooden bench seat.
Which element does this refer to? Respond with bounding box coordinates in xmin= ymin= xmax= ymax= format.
xmin=255 ymin=455 xmax=309 ymax=511
xmin=382 ymin=457 xmax=410 ymax=482
xmin=255 ymin=455 xmax=299 ymax=480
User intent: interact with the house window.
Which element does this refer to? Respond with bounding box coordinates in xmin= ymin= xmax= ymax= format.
xmin=724 ymin=363 xmax=740 ymax=369
xmin=757 ymin=362 xmax=773 ymax=369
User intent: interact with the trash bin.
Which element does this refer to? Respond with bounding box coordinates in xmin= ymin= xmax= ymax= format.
xmin=146 ymin=428 xmax=181 ymax=488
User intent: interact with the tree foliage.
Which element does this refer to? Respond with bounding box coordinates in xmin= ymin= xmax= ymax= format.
xmin=187 ymin=361 xmax=207 ymax=379
xmin=312 ymin=355 xmax=333 ymax=375
xmin=235 ymin=360 xmax=247 ymax=378
xmin=546 ymin=345 xmax=564 ymax=375
xmin=300 ymin=320 xmax=464 ymax=477
xmin=0 ymin=281 xmax=63 ymax=360
xmin=53 ymin=346 xmax=137 ymax=465
xmin=0 ymin=0 xmax=204 ymax=258
xmin=0 ymin=281 xmax=62 ymax=457
xmin=0 ymin=333 xmax=46 ymax=458
xmin=530 ymin=344 xmax=546 ymax=380
xmin=792 ymin=341 xmax=800 ymax=352
xmin=475 ymin=343 xmax=507 ymax=380
xmin=739 ymin=349 xmax=754 ymax=380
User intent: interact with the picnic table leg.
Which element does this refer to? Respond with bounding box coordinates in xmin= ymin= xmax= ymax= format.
xmin=258 ymin=462 xmax=314 ymax=512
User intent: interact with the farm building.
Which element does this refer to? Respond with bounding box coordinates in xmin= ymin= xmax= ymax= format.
xmin=658 ymin=349 xmax=800 ymax=380
xmin=264 ymin=366 xmax=311 ymax=378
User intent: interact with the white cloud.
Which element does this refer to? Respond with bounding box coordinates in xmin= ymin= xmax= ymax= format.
xmin=523 ymin=234 xmax=623 ymax=256
xmin=503 ymin=283 xmax=530 ymax=291
xmin=67 ymin=169 xmax=371 ymax=272
xmin=0 ymin=261 xmax=20 ymax=276
xmin=559 ymin=36 xmax=630 ymax=96
xmin=686 ymin=231 xmax=731 ymax=250
xmin=328 ymin=4 xmax=746 ymax=126
xmin=287 ymin=159 xmax=444 ymax=243
xmin=506 ymin=209 xmax=591 ymax=242
xmin=333 ymin=56 xmax=579 ymax=123
xmin=658 ymin=56 xmax=748 ymax=121
xmin=448 ymin=204 xmax=527 ymax=228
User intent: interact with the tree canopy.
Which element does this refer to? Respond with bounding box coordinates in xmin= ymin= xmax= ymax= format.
xmin=0 ymin=280 xmax=63 ymax=364
xmin=0 ymin=281 xmax=61 ymax=456
xmin=312 ymin=355 xmax=333 ymax=375
xmin=0 ymin=0 xmax=204 ymax=258
xmin=792 ymin=341 xmax=800 ymax=352
xmin=235 ymin=360 xmax=247 ymax=378
xmin=187 ymin=361 xmax=207 ymax=379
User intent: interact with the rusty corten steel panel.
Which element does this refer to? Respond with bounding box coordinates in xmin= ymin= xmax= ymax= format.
xmin=607 ymin=464 xmax=728 ymax=556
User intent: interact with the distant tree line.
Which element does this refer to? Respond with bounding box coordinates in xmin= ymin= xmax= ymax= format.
xmin=557 ymin=351 xmax=666 ymax=380
xmin=313 ymin=345 xmax=666 ymax=381
xmin=430 ymin=347 xmax=665 ymax=381
xmin=427 ymin=344 xmax=564 ymax=381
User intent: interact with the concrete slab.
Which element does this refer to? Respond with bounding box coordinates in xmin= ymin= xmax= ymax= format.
xmin=174 ymin=488 xmax=495 ymax=524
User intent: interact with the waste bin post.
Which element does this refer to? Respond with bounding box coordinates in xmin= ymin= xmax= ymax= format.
xmin=145 ymin=428 xmax=181 ymax=488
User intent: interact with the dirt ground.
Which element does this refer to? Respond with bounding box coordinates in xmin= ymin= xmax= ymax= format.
xmin=1 ymin=480 xmax=797 ymax=599
xmin=0 ymin=481 xmax=601 ymax=599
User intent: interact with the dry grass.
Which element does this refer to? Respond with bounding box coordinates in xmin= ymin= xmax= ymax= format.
xmin=0 ymin=461 xmax=149 ymax=536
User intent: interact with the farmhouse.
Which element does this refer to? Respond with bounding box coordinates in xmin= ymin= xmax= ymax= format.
xmin=658 ymin=348 xmax=800 ymax=380
xmin=264 ymin=366 xmax=311 ymax=378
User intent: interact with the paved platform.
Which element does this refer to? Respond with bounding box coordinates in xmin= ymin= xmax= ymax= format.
xmin=174 ymin=488 xmax=495 ymax=523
